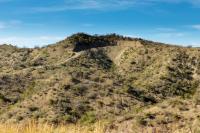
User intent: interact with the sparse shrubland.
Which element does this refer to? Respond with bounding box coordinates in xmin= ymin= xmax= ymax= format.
xmin=0 ymin=33 xmax=200 ymax=132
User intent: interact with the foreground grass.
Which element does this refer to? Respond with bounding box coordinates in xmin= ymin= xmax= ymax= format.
xmin=0 ymin=121 xmax=106 ymax=133
xmin=0 ymin=121 xmax=199 ymax=133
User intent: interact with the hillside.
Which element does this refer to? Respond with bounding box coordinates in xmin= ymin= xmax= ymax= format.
xmin=0 ymin=33 xmax=200 ymax=132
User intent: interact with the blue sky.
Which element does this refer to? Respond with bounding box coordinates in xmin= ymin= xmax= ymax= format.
xmin=0 ymin=0 xmax=200 ymax=47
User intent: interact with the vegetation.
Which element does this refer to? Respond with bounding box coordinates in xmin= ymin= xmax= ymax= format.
xmin=0 ymin=33 xmax=200 ymax=132
xmin=0 ymin=121 xmax=106 ymax=133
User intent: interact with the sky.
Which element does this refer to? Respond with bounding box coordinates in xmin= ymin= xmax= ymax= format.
xmin=0 ymin=0 xmax=200 ymax=47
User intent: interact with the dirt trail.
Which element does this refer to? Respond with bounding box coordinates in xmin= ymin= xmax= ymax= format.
xmin=107 ymin=40 xmax=143 ymax=65
xmin=59 ymin=51 xmax=83 ymax=65
xmin=13 ymin=51 xmax=83 ymax=74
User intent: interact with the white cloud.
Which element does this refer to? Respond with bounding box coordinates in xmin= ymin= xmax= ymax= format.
xmin=33 ymin=0 xmax=137 ymax=12
xmin=0 ymin=20 xmax=22 ymax=29
xmin=153 ymin=26 xmax=185 ymax=38
xmin=32 ymin=0 xmax=200 ymax=12
xmin=0 ymin=22 xmax=6 ymax=29
xmin=191 ymin=24 xmax=200 ymax=30
xmin=156 ymin=32 xmax=185 ymax=38
xmin=155 ymin=27 xmax=176 ymax=32
xmin=0 ymin=36 xmax=65 ymax=47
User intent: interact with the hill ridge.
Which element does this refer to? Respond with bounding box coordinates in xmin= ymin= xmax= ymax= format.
xmin=0 ymin=33 xmax=199 ymax=132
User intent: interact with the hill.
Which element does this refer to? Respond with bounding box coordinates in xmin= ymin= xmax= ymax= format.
xmin=0 ymin=33 xmax=200 ymax=132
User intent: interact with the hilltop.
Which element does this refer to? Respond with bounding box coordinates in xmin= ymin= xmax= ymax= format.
xmin=0 ymin=33 xmax=200 ymax=132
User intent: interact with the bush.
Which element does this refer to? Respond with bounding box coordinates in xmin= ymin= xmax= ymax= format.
xmin=80 ymin=112 xmax=96 ymax=124
xmin=72 ymin=85 xmax=87 ymax=96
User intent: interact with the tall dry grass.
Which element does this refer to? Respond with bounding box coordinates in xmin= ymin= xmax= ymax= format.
xmin=0 ymin=121 xmax=106 ymax=133
xmin=0 ymin=121 xmax=199 ymax=133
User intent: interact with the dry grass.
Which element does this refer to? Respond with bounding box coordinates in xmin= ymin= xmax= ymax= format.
xmin=0 ymin=121 xmax=106 ymax=133
xmin=0 ymin=121 xmax=199 ymax=133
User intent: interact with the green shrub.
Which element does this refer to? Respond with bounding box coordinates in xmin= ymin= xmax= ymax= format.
xmin=80 ymin=112 xmax=96 ymax=124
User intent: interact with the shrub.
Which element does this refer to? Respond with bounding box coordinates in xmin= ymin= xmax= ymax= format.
xmin=80 ymin=112 xmax=96 ymax=124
